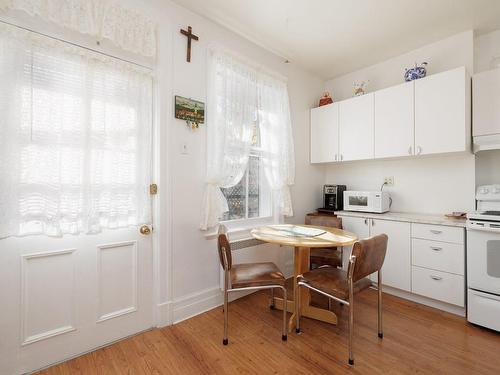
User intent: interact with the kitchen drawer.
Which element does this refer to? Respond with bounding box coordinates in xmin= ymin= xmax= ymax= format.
xmin=412 ymin=238 xmax=464 ymax=275
xmin=411 ymin=266 xmax=464 ymax=306
xmin=411 ymin=223 xmax=464 ymax=244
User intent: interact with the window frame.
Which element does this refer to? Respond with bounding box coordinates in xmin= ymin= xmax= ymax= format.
xmin=220 ymin=144 xmax=274 ymax=230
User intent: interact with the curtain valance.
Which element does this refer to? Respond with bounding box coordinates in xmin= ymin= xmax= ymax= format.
xmin=0 ymin=0 xmax=156 ymax=57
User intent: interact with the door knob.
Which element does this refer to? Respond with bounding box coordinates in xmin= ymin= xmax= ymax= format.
xmin=139 ymin=225 xmax=151 ymax=235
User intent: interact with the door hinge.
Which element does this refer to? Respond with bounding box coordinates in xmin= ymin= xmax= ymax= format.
xmin=150 ymin=183 xmax=158 ymax=195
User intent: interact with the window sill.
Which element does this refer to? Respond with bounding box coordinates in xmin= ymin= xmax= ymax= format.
xmin=204 ymin=216 xmax=275 ymax=240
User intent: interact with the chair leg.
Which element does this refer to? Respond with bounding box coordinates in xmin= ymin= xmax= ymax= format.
xmin=281 ymin=287 xmax=287 ymax=341
xmin=223 ymin=290 xmax=229 ymax=345
xmin=378 ymin=270 xmax=383 ymax=339
xmin=295 ymin=283 xmax=301 ymax=334
xmin=270 ymin=288 xmax=275 ymax=310
xmin=348 ymin=300 xmax=354 ymax=365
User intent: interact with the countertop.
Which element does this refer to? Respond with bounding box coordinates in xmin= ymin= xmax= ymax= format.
xmin=334 ymin=211 xmax=467 ymax=228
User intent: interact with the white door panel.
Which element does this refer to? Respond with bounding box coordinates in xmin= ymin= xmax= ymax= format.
xmin=339 ymin=216 xmax=370 ymax=270
xmin=371 ymin=219 xmax=411 ymax=291
xmin=415 ymin=67 xmax=470 ymax=155
xmin=374 ymin=81 xmax=414 ymax=158
xmin=339 ymin=93 xmax=374 ymax=161
xmin=310 ymin=103 xmax=339 ymax=163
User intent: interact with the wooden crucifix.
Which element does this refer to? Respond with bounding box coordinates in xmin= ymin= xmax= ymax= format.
xmin=180 ymin=26 xmax=199 ymax=62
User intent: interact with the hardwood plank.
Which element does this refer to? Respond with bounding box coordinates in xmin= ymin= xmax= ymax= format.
xmin=36 ymin=289 xmax=500 ymax=374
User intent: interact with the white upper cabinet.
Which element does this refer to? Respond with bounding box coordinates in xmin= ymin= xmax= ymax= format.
xmin=473 ymin=67 xmax=500 ymax=137
xmin=414 ymin=66 xmax=471 ymax=155
xmin=339 ymin=93 xmax=374 ymax=161
xmin=309 ymin=66 xmax=470 ymax=164
xmin=310 ymin=103 xmax=339 ymax=163
xmin=374 ymin=81 xmax=415 ymax=158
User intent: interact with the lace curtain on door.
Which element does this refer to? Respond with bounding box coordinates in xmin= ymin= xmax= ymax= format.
xmin=0 ymin=23 xmax=153 ymax=238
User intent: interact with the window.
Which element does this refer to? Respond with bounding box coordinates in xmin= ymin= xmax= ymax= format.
xmin=201 ymin=48 xmax=294 ymax=230
xmin=221 ymin=125 xmax=271 ymax=221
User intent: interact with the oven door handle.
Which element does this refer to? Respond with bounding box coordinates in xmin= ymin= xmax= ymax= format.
xmin=467 ymin=224 xmax=500 ymax=234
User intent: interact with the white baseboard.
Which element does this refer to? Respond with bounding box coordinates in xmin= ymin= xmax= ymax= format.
xmin=172 ymin=287 xmax=223 ymax=324
xmin=381 ymin=285 xmax=466 ymax=317
xmin=171 ymin=287 xmax=265 ymax=324
xmin=156 ymin=301 xmax=173 ymax=327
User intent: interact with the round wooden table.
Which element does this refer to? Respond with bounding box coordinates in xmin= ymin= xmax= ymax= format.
xmin=251 ymin=224 xmax=357 ymax=332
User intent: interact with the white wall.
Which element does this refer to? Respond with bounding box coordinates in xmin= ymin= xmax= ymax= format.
xmin=322 ymin=30 xmax=476 ymax=215
xmin=475 ymin=29 xmax=500 ymax=74
xmin=143 ymin=0 xmax=324 ymax=322
xmin=326 ymin=154 xmax=475 ymax=214
xmin=324 ymin=31 xmax=474 ymax=101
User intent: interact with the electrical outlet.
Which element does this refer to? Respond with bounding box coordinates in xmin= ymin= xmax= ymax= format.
xmin=384 ymin=176 xmax=394 ymax=186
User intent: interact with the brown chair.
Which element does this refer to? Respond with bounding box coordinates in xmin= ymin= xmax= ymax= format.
xmin=217 ymin=225 xmax=288 ymax=345
xmin=305 ymin=214 xmax=343 ymax=269
xmin=296 ymin=234 xmax=388 ymax=365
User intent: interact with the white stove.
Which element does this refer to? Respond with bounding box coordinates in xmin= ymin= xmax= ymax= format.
xmin=466 ymin=184 xmax=500 ymax=331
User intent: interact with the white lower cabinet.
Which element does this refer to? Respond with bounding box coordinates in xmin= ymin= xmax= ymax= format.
xmin=371 ymin=219 xmax=411 ymax=291
xmin=411 ymin=266 xmax=464 ymax=307
xmin=340 ymin=216 xmax=411 ymax=291
xmin=339 ymin=215 xmax=466 ymax=309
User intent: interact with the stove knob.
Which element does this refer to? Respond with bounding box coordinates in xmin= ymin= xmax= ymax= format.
xmin=494 ymin=188 xmax=500 ymax=194
xmin=480 ymin=187 xmax=489 ymax=194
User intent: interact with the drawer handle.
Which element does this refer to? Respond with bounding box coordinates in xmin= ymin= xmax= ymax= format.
xmin=430 ymin=230 xmax=443 ymax=235
xmin=430 ymin=246 xmax=442 ymax=251
xmin=430 ymin=275 xmax=443 ymax=281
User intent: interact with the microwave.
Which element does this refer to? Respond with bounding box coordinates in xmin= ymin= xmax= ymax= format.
xmin=343 ymin=191 xmax=390 ymax=213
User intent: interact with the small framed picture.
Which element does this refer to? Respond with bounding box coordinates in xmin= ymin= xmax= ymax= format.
xmin=174 ymin=96 xmax=205 ymax=126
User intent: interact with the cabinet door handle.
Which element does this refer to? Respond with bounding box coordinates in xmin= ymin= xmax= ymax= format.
xmin=340 ymin=154 xmax=344 ymax=161
xmin=334 ymin=154 xmax=338 ymax=161
xmin=416 ymin=146 xmax=422 ymax=155
xmin=372 ymin=219 xmax=375 ymax=226
xmin=408 ymin=146 xmax=412 ymax=155
xmin=364 ymin=219 xmax=368 ymax=225
xmin=430 ymin=246 xmax=442 ymax=251
xmin=430 ymin=230 xmax=442 ymax=235
xmin=430 ymin=275 xmax=443 ymax=281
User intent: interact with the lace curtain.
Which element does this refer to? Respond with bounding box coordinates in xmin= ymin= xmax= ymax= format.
xmin=0 ymin=0 xmax=156 ymax=57
xmin=0 ymin=23 xmax=153 ymax=238
xmin=200 ymin=49 xmax=258 ymax=230
xmin=258 ymin=73 xmax=295 ymax=217
xmin=200 ymin=48 xmax=295 ymax=230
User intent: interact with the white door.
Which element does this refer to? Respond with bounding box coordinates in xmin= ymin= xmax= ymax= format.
xmin=339 ymin=216 xmax=370 ymax=270
xmin=414 ymin=66 xmax=470 ymax=155
xmin=374 ymin=81 xmax=415 ymax=158
xmin=339 ymin=93 xmax=374 ymax=161
xmin=371 ymin=219 xmax=411 ymax=291
xmin=310 ymin=103 xmax=339 ymax=163
xmin=0 ymin=25 xmax=155 ymax=374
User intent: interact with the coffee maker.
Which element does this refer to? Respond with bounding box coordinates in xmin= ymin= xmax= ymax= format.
xmin=321 ymin=184 xmax=346 ymax=212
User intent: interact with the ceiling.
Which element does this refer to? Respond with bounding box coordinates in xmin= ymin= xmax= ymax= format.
xmin=173 ymin=0 xmax=500 ymax=79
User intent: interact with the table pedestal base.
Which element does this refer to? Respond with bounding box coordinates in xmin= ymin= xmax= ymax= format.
xmin=272 ymin=246 xmax=339 ymax=332
xmin=272 ymin=297 xmax=338 ymax=332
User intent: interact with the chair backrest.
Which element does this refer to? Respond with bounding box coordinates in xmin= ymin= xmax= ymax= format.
xmin=348 ymin=234 xmax=388 ymax=282
xmin=217 ymin=225 xmax=232 ymax=271
xmin=305 ymin=214 xmax=342 ymax=229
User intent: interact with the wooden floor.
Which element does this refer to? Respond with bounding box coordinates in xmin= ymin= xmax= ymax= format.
xmin=38 ymin=289 xmax=500 ymax=375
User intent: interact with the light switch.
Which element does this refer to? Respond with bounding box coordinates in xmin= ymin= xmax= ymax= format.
xmin=181 ymin=142 xmax=189 ymax=154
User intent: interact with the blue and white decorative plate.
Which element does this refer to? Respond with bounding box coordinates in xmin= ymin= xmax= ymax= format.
xmin=404 ymin=62 xmax=428 ymax=81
